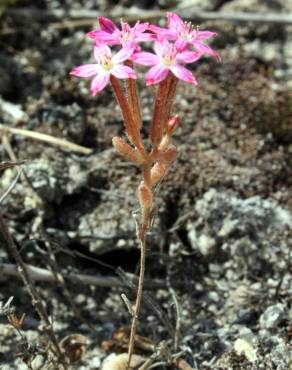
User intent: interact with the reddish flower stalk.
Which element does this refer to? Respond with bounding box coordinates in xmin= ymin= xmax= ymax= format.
xmin=124 ymin=60 xmax=142 ymax=130
xmin=150 ymin=75 xmax=174 ymax=147
xmin=110 ymin=75 xmax=145 ymax=156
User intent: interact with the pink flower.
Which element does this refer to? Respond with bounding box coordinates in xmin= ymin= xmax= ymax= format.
xmin=70 ymin=44 xmax=136 ymax=95
xmin=133 ymin=39 xmax=200 ymax=85
xmin=149 ymin=12 xmax=219 ymax=59
xmin=87 ymin=17 xmax=154 ymax=48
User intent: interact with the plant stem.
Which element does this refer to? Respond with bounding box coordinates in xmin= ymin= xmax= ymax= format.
xmin=127 ymin=221 xmax=148 ymax=369
xmin=110 ymin=76 xmax=146 ymax=157
xmin=0 ymin=215 xmax=68 ymax=369
xmin=164 ymin=74 xmax=178 ymax=130
xmin=125 ymin=60 xmax=142 ymax=130
xmin=150 ymin=74 xmax=177 ymax=147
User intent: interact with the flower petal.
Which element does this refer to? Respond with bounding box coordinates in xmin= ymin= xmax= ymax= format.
xmin=90 ymin=71 xmax=110 ymax=95
xmin=170 ymin=65 xmax=197 ymax=84
xmin=70 ymin=64 xmax=98 ymax=77
xmin=196 ymin=30 xmax=217 ymax=40
xmin=154 ymin=40 xmax=168 ymax=57
xmin=87 ymin=30 xmax=118 ymax=44
xmin=133 ymin=21 xmax=149 ymax=34
xmin=177 ymin=51 xmax=201 ymax=64
xmin=175 ymin=39 xmax=188 ymax=52
xmin=136 ymin=32 xmax=157 ymax=42
xmin=98 ymin=16 xmax=117 ymax=33
xmin=167 ymin=12 xmax=184 ymax=30
xmin=192 ymin=41 xmax=220 ymax=60
xmin=145 ymin=64 xmax=169 ymax=85
xmin=132 ymin=52 xmax=159 ymax=66
xmin=112 ymin=46 xmax=135 ymax=64
xmin=111 ymin=65 xmax=136 ymax=79
xmin=93 ymin=44 xmax=112 ymax=63
xmin=148 ymin=24 xmax=176 ymax=39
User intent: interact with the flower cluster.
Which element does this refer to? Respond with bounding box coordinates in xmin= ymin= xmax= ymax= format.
xmin=71 ymin=12 xmax=218 ymax=94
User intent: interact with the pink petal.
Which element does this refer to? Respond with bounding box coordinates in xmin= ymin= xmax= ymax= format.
xmin=148 ymin=24 xmax=176 ymax=39
xmin=133 ymin=21 xmax=149 ymax=33
xmin=146 ymin=64 xmax=169 ymax=85
xmin=175 ymin=39 xmax=188 ymax=52
xmin=87 ymin=30 xmax=118 ymax=44
xmin=170 ymin=65 xmax=197 ymax=84
xmin=192 ymin=41 xmax=220 ymax=60
xmin=167 ymin=12 xmax=184 ymax=30
xmin=153 ymin=40 xmax=166 ymax=57
xmin=94 ymin=44 xmax=111 ymax=62
xmin=98 ymin=16 xmax=117 ymax=33
xmin=70 ymin=64 xmax=98 ymax=77
xmin=112 ymin=45 xmax=135 ymax=64
xmin=136 ymin=32 xmax=157 ymax=42
xmin=132 ymin=52 xmax=159 ymax=66
xmin=177 ymin=51 xmax=201 ymax=64
xmin=196 ymin=31 xmax=217 ymax=40
xmin=90 ymin=71 xmax=110 ymax=95
xmin=111 ymin=65 xmax=136 ymax=79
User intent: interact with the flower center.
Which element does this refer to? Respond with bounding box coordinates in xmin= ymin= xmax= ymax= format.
xmin=99 ymin=55 xmax=113 ymax=71
xmin=120 ymin=21 xmax=134 ymax=43
xmin=161 ymin=44 xmax=177 ymax=66
xmin=178 ymin=22 xmax=195 ymax=41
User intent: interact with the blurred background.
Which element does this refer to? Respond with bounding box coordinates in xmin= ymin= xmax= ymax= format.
xmin=0 ymin=1 xmax=291 ymax=369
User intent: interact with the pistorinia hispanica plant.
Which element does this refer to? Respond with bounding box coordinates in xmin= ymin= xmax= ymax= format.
xmin=71 ymin=12 xmax=219 ymax=368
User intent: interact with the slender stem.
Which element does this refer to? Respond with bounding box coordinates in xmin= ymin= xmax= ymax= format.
xmin=164 ymin=74 xmax=178 ymax=131
xmin=127 ymin=222 xmax=148 ymax=369
xmin=150 ymin=74 xmax=177 ymax=147
xmin=0 ymin=215 xmax=68 ymax=369
xmin=125 ymin=60 xmax=142 ymax=130
xmin=110 ymin=76 xmax=146 ymax=157
xmin=150 ymin=77 xmax=169 ymax=147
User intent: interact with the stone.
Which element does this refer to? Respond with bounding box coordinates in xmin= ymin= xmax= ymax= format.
xmin=259 ymin=304 xmax=286 ymax=330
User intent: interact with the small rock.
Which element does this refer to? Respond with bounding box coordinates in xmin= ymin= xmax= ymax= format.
xmin=188 ymin=227 xmax=216 ymax=256
xmin=259 ymin=304 xmax=286 ymax=330
xmin=234 ymin=337 xmax=257 ymax=363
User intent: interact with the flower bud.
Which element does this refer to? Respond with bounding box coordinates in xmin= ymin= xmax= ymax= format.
xmin=150 ymin=161 xmax=169 ymax=186
xmin=167 ymin=115 xmax=180 ymax=134
xmin=138 ymin=181 xmax=153 ymax=221
xmin=112 ymin=136 xmax=145 ymax=165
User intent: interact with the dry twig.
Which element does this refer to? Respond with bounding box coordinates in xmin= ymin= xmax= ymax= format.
xmin=5 ymin=6 xmax=292 ymax=26
xmin=0 ymin=263 xmax=166 ymax=289
xmin=0 ymin=216 xmax=68 ymax=369
xmin=0 ymin=123 xmax=93 ymax=155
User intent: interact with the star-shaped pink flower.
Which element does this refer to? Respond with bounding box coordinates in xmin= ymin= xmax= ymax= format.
xmin=87 ymin=17 xmax=155 ymax=48
xmin=149 ymin=12 xmax=219 ymax=59
xmin=70 ymin=44 xmax=136 ymax=95
xmin=133 ymin=39 xmax=201 ymax=85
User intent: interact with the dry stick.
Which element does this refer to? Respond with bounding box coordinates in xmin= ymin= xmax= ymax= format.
xmin=1 ymin=263 xmax=165 ymax=289
xmin=0 ymin=168 xmax=22 ymax=205
xmin=0 ymin=124 xmax=93 ymax=155
xmin=166 ymin=276 xmax=181 ymax=352
xmin=2 ymin=135 xmax=44 ymax=207
xmin=0 ymin=216 xmax=68 ymax=369
xmin=44 ymin=239 xmax=98 ymax=333
xmin=6 ymin=7 xmax=292 ymax=25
